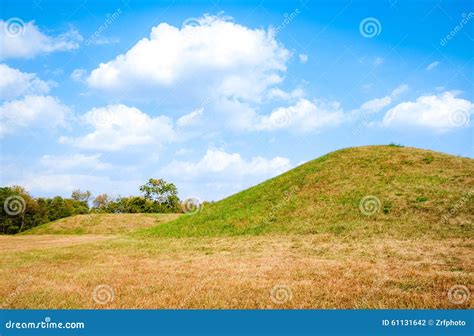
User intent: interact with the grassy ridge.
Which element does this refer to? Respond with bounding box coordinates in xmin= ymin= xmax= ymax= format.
xmin=23 ymin=213 xmax=181 ymax=235
xmin=140 ymin=146 xmax=474 ymax=238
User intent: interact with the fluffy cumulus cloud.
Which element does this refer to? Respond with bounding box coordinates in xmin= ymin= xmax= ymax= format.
xmin=352 ymin=84 xmax=409 ymax=117
xmin=0 ymin=64 xmax=53 ymax=100
xmin=162 ymin=149 xmax=291 ymax=179
xmin=0 ymin=95 xmax=71 ymax=136
xmin=161 ymin=148 xmax=292 ymax=200
xmin=59 ymin=104 xmax=175 ymax=151
xmin=382 ymin=91 xmax=473 ymax=131
xmin=0 ymin=20 xmax=82 ymax=59
xmin=87 ymin=15 xmax=290 ymax=102
xmin=255 ymin=98 xmax=344 ymax=131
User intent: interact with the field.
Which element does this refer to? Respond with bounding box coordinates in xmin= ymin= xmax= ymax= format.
xmin=1 ymin=146 xmax=472 ymax=309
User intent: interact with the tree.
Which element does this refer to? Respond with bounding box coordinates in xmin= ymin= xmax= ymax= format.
xmin=93 ymin=193 xmax=112 ymax=209
xmin=71 ymin=189 xmax=92 ymax=203
xmin=139 ymin=178 xmax=180 ymax=211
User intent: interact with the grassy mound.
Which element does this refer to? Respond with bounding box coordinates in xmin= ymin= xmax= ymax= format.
xmin=23 ymin=213 xmax=181 ymax=235
xmin=141 ymin=146 xmax=473 ymax=238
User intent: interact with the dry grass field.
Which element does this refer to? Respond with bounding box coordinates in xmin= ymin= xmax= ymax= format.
xmin=0 ymin=229 xmax=472 ymax=309
xmin=1 ymin=146 xmax=472 ymax=309
xmin=22 ymin=213 xmax=181 ymax=235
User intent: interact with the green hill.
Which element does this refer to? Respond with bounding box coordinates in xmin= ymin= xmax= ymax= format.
xmin=141 ymin=145 xmax=473 ymax=238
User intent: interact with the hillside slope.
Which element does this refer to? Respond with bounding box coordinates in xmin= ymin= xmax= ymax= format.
xmin=24 ymin=213 xmax=181 ymax=235
xmin=142 ymin=146 xmax=473 ymax=238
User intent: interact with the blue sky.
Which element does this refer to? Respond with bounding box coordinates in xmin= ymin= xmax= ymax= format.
xmin=0 ymin=0 xmax=473 ymax=201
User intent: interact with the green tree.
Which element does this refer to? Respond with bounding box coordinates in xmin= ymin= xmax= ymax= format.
xmin=139 ymin=178 xmax=180 ymax=211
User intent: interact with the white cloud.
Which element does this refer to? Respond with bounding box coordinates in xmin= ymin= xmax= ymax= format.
xmin=356 ymin=84 xmax=409 ymax=115
xmin=0 ymin=63 xmax=52 ymax=100
xmin=359 ymin=96 xmax=392 ymax=112
xmin=0 ymin=95 xmax=70 ymax=136
xmin=426 ymin=61 xmax=440 ymax=71
xmin=59 ymin=104 xmax=174 ymax=151
xmin=390 ymin=84 xmax=408 ymax=97
xmin=162 ymin=148 xmax=291 ymax=179
xmin=87 ymin=15 xmax=290 ymax=102
xmin=255 ymin=98 xmax=344 ymax=131
xmin=161 ymin=148 xmax=292 ymax=200
xmin=382 ymin=91 xmax=473 ymax=131
xmin=0 ymin=20 xmax=82 ymax=59
xmin=70 ymin=68 xmax=87 ymax=82
xmin=176 ymin=107 xmax=203 ymax=127
xmin=265 ymin=87 xmax=304 ymax=101
xmin=299 ymin=53 xmax=308 ymax=63
xmin=40 ymin=153 xmax=110 ymax=171
xmin=87 ymin=36 xmax=120 ymax=45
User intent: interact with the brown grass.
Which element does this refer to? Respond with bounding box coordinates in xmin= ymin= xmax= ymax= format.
xmin=23 ymin=213 xmax=181 ymax=235
xmin=1 ymin=234 xmax=472 ymax=309
xmin=0 ymin=235 xmax=111 ymax=252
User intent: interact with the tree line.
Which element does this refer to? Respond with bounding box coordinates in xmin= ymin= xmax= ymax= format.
xmin=0 ymin=179 xmax=183 ymax=234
